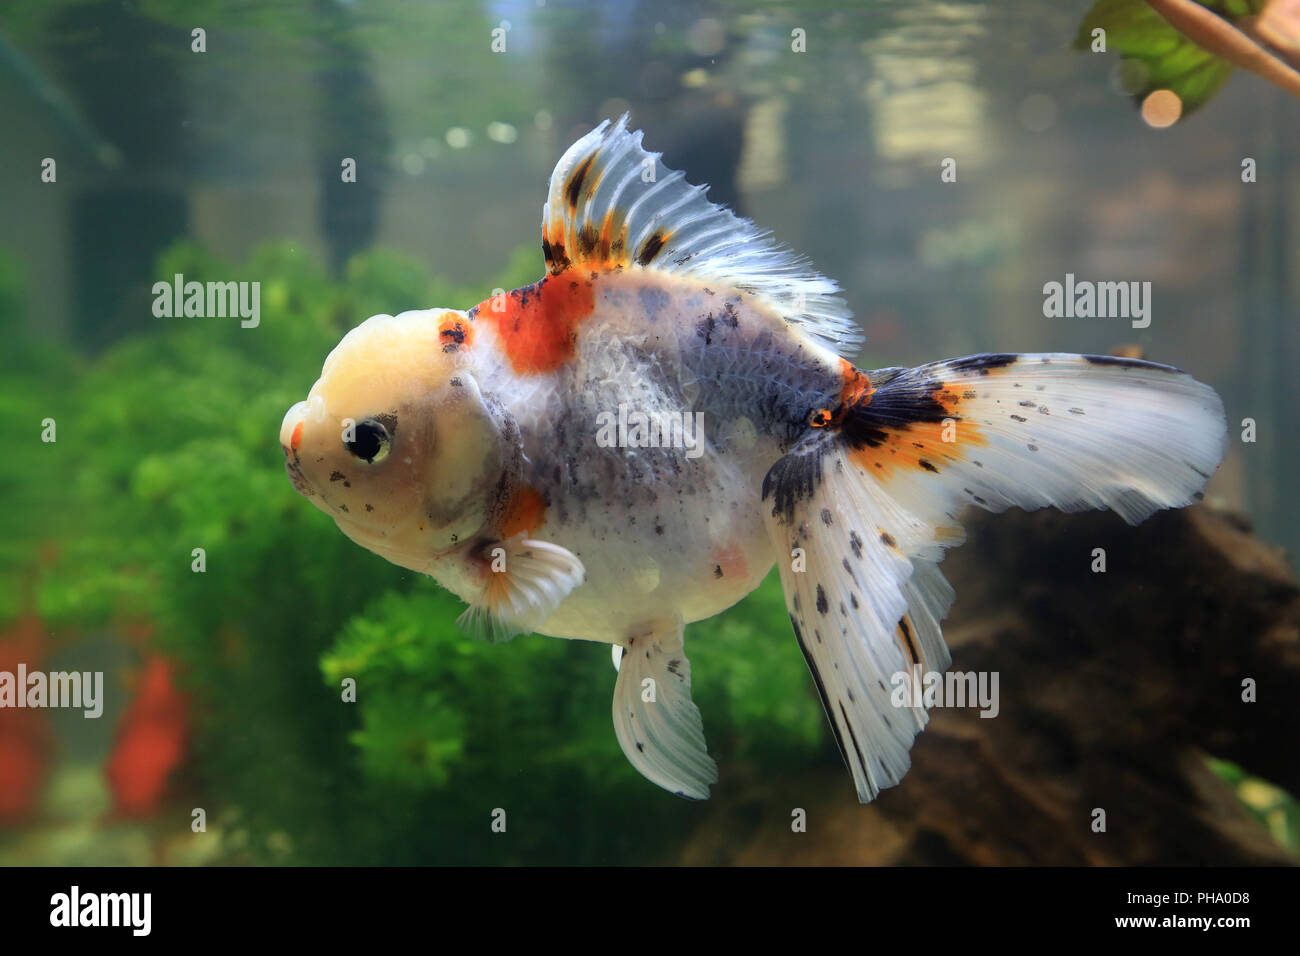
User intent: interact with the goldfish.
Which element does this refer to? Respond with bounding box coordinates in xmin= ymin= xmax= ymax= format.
xmin=280 ymin=116 xmax=1226 ymax=802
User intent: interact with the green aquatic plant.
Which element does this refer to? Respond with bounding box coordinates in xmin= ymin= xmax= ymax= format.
xmin=1075 ymin=0 xmax=1300 ymax=116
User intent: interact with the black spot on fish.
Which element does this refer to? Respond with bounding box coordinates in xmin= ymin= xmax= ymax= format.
xmin=880 ymin=531 xmax=897 ymax=548
xmin=1010 ymin=414 xmax=1027 ymax=423
xmin=713 ymin=565 xmax=723 ymax=578
xmin=695 ymin=314 xmax=717 ymax=345
xmin=1083 ymin=354 xmax=1181 ymax=373
xmin=720 ymin=299 xmax=740 ymax=329
xmin=793 ymin=623 xmax=848 ymax=767
xmin=654 ymin=524 xmax=664 ymax=535
xmin=850 ymin=593 xmax=859 ymax=610
xmin=1068 ymin=407 xmax=1085 ymax=415
xmin=542 ymin=236 xmax=571 ymax=274
xmin=577 ymin=223 xmax=598 ymax=257
xmin=329 ymin=471 xmax=346 ymax=482
xmin=820 ymin=508 xmax=833 ymax=526
xmin=635 ymin=229 xmax=669 ymax=266
xmin=947 ymin=353 xmax=1017 ymax=375
xmin=1018 ymin=400 xmax=1036 ymax=408
xmin=898 ymin=617 xmax=920 ymax=664
xmin=364 ymin=503 xmax=374 ymax=512
xmin=919 ymin=459 xmax=939 ymax=473
xmin=636 ymin=742 xmax=644 ymax=753
xmin=816 ymin=585 xmax=829 ymax=615
xmin=839 ymin=373 xmax=954 ymax=452
xmin=564 ymin=153 xmax=596 ymax=211
xmin=973 ymin=494 xmax=987 ymax=505
xmin=337 ymin=503 xmax=349 ymax=513
xmin=761 ymin=434 xmax=830 ymax=524
xmin=450 ymin=377 xmax=463 ymax=387
xmin=849 ymin=530 xmax=863 ymax=558
xmin=838 ymin=702 xmax=869 ymax=782
xmin=1027 ymin=443 xmax=1039 ymax=452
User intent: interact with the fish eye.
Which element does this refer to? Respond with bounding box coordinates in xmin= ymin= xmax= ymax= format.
xmin=345 ymin=419 xmax=391 ymax=464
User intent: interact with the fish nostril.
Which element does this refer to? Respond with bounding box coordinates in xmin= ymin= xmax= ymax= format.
xmin=280 ymin=401 xmax=313 ymax=452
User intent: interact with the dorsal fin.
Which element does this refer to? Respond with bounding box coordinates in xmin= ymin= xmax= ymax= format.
xmin=541 ymin=114 xmax=862 ymax=356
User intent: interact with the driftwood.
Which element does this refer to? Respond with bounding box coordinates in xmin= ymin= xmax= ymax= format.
xmin=679 ymin=505 xmax=1299 ymax=865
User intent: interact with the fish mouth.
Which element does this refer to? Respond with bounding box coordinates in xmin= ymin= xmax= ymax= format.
xmin=280 ymin=400 xmax=318 ymax=498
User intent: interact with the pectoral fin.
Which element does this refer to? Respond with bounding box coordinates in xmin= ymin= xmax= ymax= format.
xmin=612 ymin=615 xmax=718 ymax=800
xmin=457 ymin=536 xmax=585 ymax=643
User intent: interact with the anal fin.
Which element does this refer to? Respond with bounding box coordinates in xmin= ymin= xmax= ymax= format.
xmin=612 ymin=614 xmax=718 ymax=800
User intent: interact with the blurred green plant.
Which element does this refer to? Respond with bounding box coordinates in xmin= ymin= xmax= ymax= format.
xmin=1208 ymin=757 xmax=1300 ymax=852
xmin=0 ymin=240 xmax=835 ymax=864
xmin=1073 ymin=0 xmax=1300 ymax=117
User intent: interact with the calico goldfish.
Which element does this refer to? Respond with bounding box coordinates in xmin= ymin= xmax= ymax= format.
xmin=280 ymin=116 xmax=1226 ymax=802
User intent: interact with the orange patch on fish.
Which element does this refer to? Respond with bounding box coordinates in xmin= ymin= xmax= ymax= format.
xmin=596 ymin=209 xmax=628 ymax=263
xmin=290 ymin=420 xmax=304 ymax=452
xmin=477 ymin=275 xmax=596 ymax=374
xmin=709 ymin=541 xmax=750 ymax=583
xmin=838 ymin=359 xmax=873 ymax=407
xmin=847 ymin=380 xmax=986 ymax=479
xmin=438 ymin=312 xmax=474 ymax=351
xmin=500 ymin=485 xmax=547 ymax=538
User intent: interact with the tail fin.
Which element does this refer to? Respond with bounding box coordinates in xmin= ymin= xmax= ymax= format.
xmin=761 ymin=352 xmax=1226 ymax=802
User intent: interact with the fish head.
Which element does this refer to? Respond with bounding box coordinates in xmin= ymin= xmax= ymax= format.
xmin=279 ymin=309 xmax=516 ymax=570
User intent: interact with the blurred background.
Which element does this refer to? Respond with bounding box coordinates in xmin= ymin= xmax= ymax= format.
xmin=0 ymin=0 xmax=1296 ymax=864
